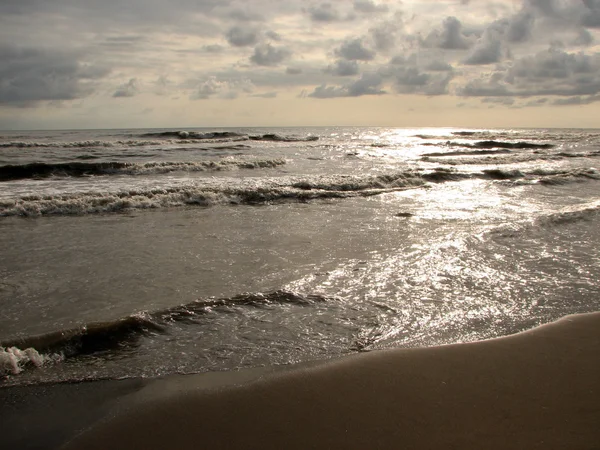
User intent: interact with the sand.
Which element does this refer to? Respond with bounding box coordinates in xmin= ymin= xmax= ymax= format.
xmin=2 ymin=313 xmax=598 ymax=449
xmin=53 ymin=313 xmax=600 ymax=450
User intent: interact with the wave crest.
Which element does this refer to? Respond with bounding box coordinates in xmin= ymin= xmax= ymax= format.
xmin=0 ymin=290 xmax=331 ymax=376
xmin=0 ymin=159 xmax=286 ymax=181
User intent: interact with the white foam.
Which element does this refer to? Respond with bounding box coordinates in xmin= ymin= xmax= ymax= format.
xmin=0 ymin=346 xmax=63 ymax=375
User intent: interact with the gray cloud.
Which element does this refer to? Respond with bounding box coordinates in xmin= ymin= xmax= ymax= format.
xmin=286 ymin=67 xmax=303 ymax=75
xmin=0 ymin=45 xmax=110 ymax=105
xmin=308 ymin=73 xmax=385 ymax=98
xmin=464 ymin=29 xmax=503 ymax=65
xmin=113 ymin=78 xmax=139 ymax=98
xmin=353 ymin=1 xmax=388 ymax=14
xmin=369 ymin=22 xmax=400 ymax=52
xmin=424 ymin=60 xmax=454 ymax=72
xmin=307 ymin=3 xmax=341 ymax=22
xmin=250 ymin=44 xmax=291 ymax=66
xmin=335 ymin=38 xmax=376 ymax=61
xmin=505 ymin=10 xmax=535 ymax=43
xmin=573 ymin=29 xmax=594 ymax=46
xmin=190 ymin=76 xmax=254 ymax=100
xmin=326 ymin=60 xmax=360 ymax=76
xmin=265 ymin=30 xmax=282 ymax=42
xmin=386 ymin=66 xmax=454 ymax=96
xmin=226 ymin=26 xmax=260 ymax=47
xmin=582 ymin=0 xmax=600 ymax=28
xmin=251 ymin=91 xmax=278 ymax=98
xmin=460 ymin=48 xmax=600 ymax=99
xmin=552 ymin=94 xmax=600 ymax=105
xmin=202 ymin=44 xmax=226 ymax=53
xmin=422 ymin=17 xmax=474 ymax=50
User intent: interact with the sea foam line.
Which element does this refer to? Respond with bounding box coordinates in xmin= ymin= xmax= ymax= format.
xmin=1 ymin=168 xmax=598 ymax=217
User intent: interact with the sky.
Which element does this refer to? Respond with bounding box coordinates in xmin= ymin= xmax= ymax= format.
xmin=1 ymin=0 xmax=600 ymax=129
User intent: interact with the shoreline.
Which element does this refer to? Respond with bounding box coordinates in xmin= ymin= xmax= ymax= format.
xmin=2 ymin=312 xmax=599 ymax=449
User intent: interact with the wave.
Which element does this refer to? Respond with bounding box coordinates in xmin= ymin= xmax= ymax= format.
xmin=248 ymin=133 xmax=319 ymax=142
xmin=422 ymin=149 xmax=512 ymax=157
xmin=451 ymin=131 xmax=479 ymax=136
xmin=0 ymin=158 xmax=286 ymax=181
xmin=0 ymin=140 xmax=167 ymax=149
xmin=2 ymin=168 xmax=599 ymax=217
xmin=140 ymin=131 xmax=247 ymax=139
xmin=140 ymin=131 xmax=319 ymax=142
xmin=422 ymin=150 xmax=600 ymax=166
xmin=487 ymin=202 xmax=600 ymax=239
xmin=0 ymin=290 xmax=330 ymax=376
xmin=423 ymin=140 xmax=555 ymax=150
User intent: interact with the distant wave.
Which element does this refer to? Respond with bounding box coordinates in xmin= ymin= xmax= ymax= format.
xmin=0 ymin=290 xmax=330 ymax=376
xmin=0 ymin=158 xmax=286 ymax=181
xmin=0 ymin=140 xmax=166 ymax=149
xmin=2 ymin=168 xmax=599 ymax=217
xmin=422 ymin=140 xmax=555 ymax=150
xmin=422 ymin=149 xmax=512 ymax=157
xmin=422 ymin=150 xmax=600 ymax=165
xmin=141 ymin=131 xmax=247 ymax=139
xmin=140 ymin=131 xmax=319 ymax=142
xmin=248 ymin=133 xmax=319 ymax=142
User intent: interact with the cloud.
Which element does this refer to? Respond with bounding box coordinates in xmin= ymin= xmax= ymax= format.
xmin=325 ymin=59 xmax=360 ymax=76
xmin=202 ymin=44 xmax=225 ymax=53
xmin=369 ymin=21 xmax=400 ymax=52
xmin=552 ymin=94 xmax=600 ymax=105
xmin=307 ymin=3 xmax=342 ymax=22
xmin=308 ymin=73 xmax=385 ymax=98
xmin=226 ymin=26 xmax=260 ymax=47
xmin=113 ymin=78 xmax=139 ymax=98
xmin=464 ymin=28 xmax=503 ymax=65
xmin=0 ymin=45 xmax=109 ymax=106
xmin=251 ymin=91 xmax=278 ymax=98
xmin=335 ymin=38 xmax=376 ymax=61
xmin=190 ymin=76 xmax=254 ymax=100
xmin=353 ymin=1 xmax=388 ymax=14
xmin=250 ymin=44 xmax=291 ymax=66
xmin=460 ymin=47 xmax=600 ymax=99
xmin=504 ymin=10 xmax=535 ymax=43
xmin=572 ymin=29 xmax=594 ymax=46
xmin=425 ymin=61 xmax=454 ymax=72
xmin=582 ymin=0 xmax=600 ymax=28
xmin=385 ymin=65 xmax=454 ymax=96
xmin=286 ymin=67 xmax=303 ymax=75
xmin=422 ymin=17 xmax=474 ymax=50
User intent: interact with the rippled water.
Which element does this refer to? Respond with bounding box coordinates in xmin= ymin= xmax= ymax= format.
xmin=1 ymin=127 xmax=599 ymax=385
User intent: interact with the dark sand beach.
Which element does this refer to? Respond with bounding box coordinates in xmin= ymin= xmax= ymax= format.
xmin=4 ymin=313 xmax=598 ymax=450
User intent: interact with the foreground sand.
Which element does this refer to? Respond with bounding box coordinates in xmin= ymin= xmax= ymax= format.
xmin=60 ymin=313 xmax=600 ymax=450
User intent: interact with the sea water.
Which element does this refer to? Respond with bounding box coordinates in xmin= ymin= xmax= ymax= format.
xmin=1 ymin=127 xmax=599 ymax=385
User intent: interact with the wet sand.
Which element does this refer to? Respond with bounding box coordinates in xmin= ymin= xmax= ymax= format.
xmin=3 ymin=313 xmax=599 ymax=450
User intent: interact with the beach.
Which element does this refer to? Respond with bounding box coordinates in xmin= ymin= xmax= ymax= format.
xmin=2 ymin=312 xmax=598 ymax=449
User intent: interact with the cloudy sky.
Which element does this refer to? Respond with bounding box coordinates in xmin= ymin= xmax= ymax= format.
xmin=1 ymin=0 xmax=599 ymax=129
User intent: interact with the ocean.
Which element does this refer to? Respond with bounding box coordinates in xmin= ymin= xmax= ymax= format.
xmin=1 ymin=126 xmax=599 ymax=386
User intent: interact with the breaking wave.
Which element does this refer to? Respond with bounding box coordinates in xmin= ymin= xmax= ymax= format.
xmin=2 ymin=168 xmax=599 ymax=217
xmin=0 ymin=159 xmax=286 ymax=181
xmin=0 ymin=290 xmax=330 ymax=376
